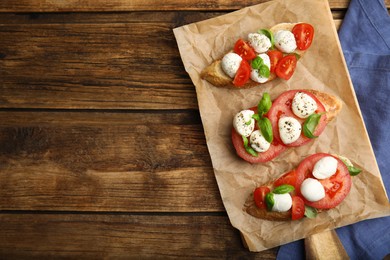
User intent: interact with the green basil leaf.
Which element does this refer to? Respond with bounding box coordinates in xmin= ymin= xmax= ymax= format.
xmin=252 ymin=114 xmax=261 ymax=121
xmin=257 ymin=92 xmax=272 ymax=116
xmin=348 ymin=166 xmax=362 ymax=176
xmin=242 ymin=135 xmax=258 ymax=157
xmin=251 ymin=56 xmax=263 ymax=70
xmin=303 ymin=113 xmax=321 ymax=138
xmin=258 ymin=117 xmax=273 ymax=143
xmin=245 ymin=120 xmax=252 ymax=126
xmin=304 ymin=205 xmax=318 ymax=219
xmin=273 ymin=184 xmax=295 ymax=194
xmin=258 ymin=29 xmax=274 ymax=46
xmin=258 ymin=64 xmax=270 ymax=78
xmin=265 ymin=192 xmax=274 ymax=211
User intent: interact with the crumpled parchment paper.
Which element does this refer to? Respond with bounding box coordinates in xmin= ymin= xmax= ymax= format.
xmin=173 ymin=0 xmax=390 ymax=252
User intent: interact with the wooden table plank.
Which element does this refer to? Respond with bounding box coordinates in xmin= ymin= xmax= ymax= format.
xmin=0 ymin=0 xmax=373 ymax=12
xmin=0 ymin=111 xmax=225 ymax=212
xmin=0 ymin=12 xmax=347 ymax=110
xmin=0 ymin=213 xmax=277 ymax=258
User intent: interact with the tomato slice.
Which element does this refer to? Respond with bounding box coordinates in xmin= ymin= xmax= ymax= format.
xmin=292 ymin=23 xmax=314 ymax=51
xmin=254 ymin=186 xmax=271 ymax=209
xmin=291 ymin=196 xmax=305 ymax=220
xmin=233 ymin=59 xmax=251 ymax=87
xmin=267 ymin=50 xmax=283 ymax=73
xmin=234 ymin=39 xmax=257 ymax=61
xmin=273 ymin=169 xmax=304 ymax=191
xmin=296 ymin=153 xmax=352 ymax=209
xmin=231 ymin=106 xmax=287 ymax=163
xmin=275 ymin=55 xmax=297 ymax=80
xmin=266 ymin=90 xmax=327 ymax=147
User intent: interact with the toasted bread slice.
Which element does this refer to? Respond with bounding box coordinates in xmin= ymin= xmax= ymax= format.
xmin=201 ymin=22 xmax=307 ymax=88
xmin=306 ymin=89 xmax=343 ymax=122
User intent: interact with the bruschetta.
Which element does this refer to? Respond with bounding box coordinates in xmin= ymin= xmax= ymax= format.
xmin=231 ymin=89 xmax=342 ymax=163
xmin=201 ymin=23 xmax=314 ymax=88
xmin=244 ymin=153 xmax=361 ymax=221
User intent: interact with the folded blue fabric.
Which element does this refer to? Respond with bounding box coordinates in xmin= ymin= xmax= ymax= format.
xmin=277 ymin=0 xmax=390 ymax=259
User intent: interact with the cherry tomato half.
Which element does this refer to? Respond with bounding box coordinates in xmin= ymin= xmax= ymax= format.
xmin=291 ymin=196 xmax=305 ymax=220
xmin=234 ymin=39 xmax=257 ymax=61
xmin=254 ymin=186 xmax=271 ymax=209
xmin=267 ymin=50 xmax=283 ymax=73
xmin=292 ymin=23 xmax=314 ymax=51
xmin=273 ymin=169 xmax=304 ymax=191
xmin=233 ymin=59 xmax=251 ymax=87
xmin=275 ymin=55 xmax=297 ymax=80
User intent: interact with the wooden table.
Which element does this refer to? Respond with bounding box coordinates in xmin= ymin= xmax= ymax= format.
xmin=0 ymin=0 xmax=389 ymax=258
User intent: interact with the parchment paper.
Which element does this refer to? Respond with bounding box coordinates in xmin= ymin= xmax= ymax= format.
xmin=173 ymin=0 xmax=390 ymax=252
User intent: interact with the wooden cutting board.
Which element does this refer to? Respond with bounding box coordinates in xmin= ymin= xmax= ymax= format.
xmin=305 ymin=230 xmax=349 ymax=259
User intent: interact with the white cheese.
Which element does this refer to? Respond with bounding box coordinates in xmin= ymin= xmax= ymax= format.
xmin=248 ymin=33 xmax=272 ymax=53
xmin=292 ymin=92 xmax=318 ymax=118
xmin=249 ymin=130 xmax=271 ymax=153
xmin=250 ymin=53 xmax=271 ymax=83
xmin=300 ymin=178 xmax=325 ymax=202
xmin=278 ymin=116 xmax=302 ymax=144
xmin=233 ymin=110 xmax=255 ymax=137
xmin=313 ymin=156 xmax=338 ymax=179
xmin=274 ymin=30 xmax=297 ymax=53
xmin=221 ymin=53 xmax=243 ymax=78
xmin=272 ymin=193 xmax=293 ymax=212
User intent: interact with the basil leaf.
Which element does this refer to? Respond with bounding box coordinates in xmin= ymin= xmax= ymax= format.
xmin=258 ymin=64 xmax=270 ymax=78
xmin=273 ymin=184 xmax=295 ymax=194
xmin=258 ymin=29 xmax=274 ymax=46
xmin=251 ymin=56 xmax=264 ymax=70
xmin=265 ymin=192 xmax=274 ymax=211
xmin=348 ymin=166 xmax=362 ymax=176
xmin=252 ymin=114 xmax=261 ymax=121
xmin=258 ymin=117 xmax=273 ymax=143
xmin=245 ymin=120 xmax=252 ymax=126
xmin=304 ymin=205 xmax=318 ymax=219
xmin=242 ymin=135 xmax=258 ymax=157
xmin=303 ymin=113 xmax=321 ymax=138
xmin=257 ymin=92 xmax=272 ymax=116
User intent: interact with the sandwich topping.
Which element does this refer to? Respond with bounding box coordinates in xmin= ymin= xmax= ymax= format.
xmin=219 ymin=23 xmax=314 ymax=87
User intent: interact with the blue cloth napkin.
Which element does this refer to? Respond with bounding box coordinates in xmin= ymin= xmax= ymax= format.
xmin=277 ymin=0 xmax=390 ymax=259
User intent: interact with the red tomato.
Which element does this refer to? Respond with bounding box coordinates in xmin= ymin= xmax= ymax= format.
xmin=296 ymin=153 xmax=352 ymax=209
xmin=231 ymin=106 xmax=287 ymax=163
xmin=273 ymin=169 xmax=304 ymax=191
xmin=266 ymin=90 xmax=327 ymax=147
xmin=292 ymin=23 xmax=314 ymax=51
xmin=267 ymin=50 xmax=283 ymax=73
xmin=291 ymin=196 xmax=305 ymax=220
xmin=233 ymin=60 xmax=251 ymax=87
xmin=254 ymin=186 xmax=271 ymax=209
xmin=234 ymin=39 xmax=257 ymax=60
xmin=275 ymin=55 xmax=297 ymax=80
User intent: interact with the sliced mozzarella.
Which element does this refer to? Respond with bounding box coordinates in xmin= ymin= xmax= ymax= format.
xmin=272 ymin=193 xmax=293 ymax=212
xmin=274 ymin=30 xmax=297 ymax=53
xmin=249 ymin=130 xmax=271 ymax=153
xmin=248 ymin=33 xmax=272 ymax=53
xmin=292 ymin=92 xmax=318 ymax=118
xmin=301 ymin=178 xmax=325 ymax=202
xmin=313 ymin=156 xmax=338 ymax=179
xmin=221 ymin=53 xmax=243 ymax=78
xmin=250 ymin=53 xmax=271 ymax=83
xmin=233 ymin=110 xmax=255 ymax=137
xmin=278 ymin=117 xmax=302 ymax=144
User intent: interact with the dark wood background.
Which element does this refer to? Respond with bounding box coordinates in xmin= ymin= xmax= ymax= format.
xmin=1 ymin=0 xmax=389 ymax=258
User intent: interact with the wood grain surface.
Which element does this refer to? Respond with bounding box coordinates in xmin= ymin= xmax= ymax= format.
xmin=1 ymin=0 xmax=389 ymax=258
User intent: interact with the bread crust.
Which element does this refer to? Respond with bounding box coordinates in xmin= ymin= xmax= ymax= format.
xmin=306 ymin=90 xmax=343 ymax=122
xmin=201 ymin=22 xmax=305 ymax=88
